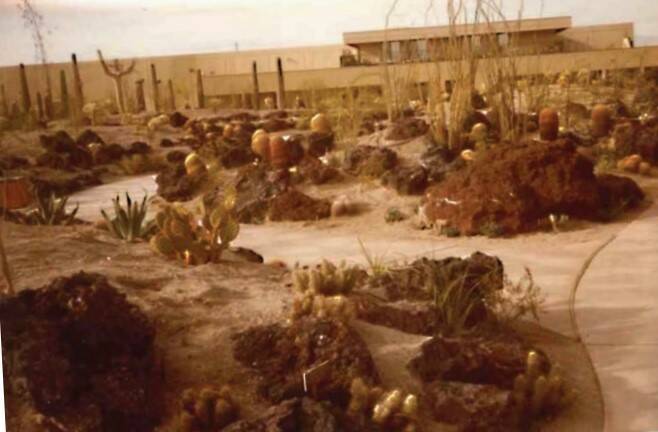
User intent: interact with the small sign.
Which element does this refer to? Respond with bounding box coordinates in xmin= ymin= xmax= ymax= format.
xmin=302 ymin=360 xmax=332 ymax=396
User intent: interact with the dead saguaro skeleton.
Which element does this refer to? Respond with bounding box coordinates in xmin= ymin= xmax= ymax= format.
xmin=135 ymin=78 xmax=146 ymax=112
xmin=97 ymin=49 xmax=136 ymax=114
xmin=18 ymin=63 xmax=32 ymax=114
xmin=71 ymin=53 xmax=84 ymax=113
xmin=252 ymin=61 xmax=260 ymax=110
xmin=196 ymin=69 xmax=205 ymax=109
xmin=150 ymin=63 xmax=161 ymax=112
xmin=276 ymin=57 xmax=285 ymax=109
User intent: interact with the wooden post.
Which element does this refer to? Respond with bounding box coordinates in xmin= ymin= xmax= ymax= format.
xmin=196 ymin=69 xmax=205 ymax=109
xmin=167 ymin=79 xmax=176 ymax=111
xmin=19 ymin=63 xmax=31 ymax=114
xmin=0 ymin=84 xmax=8 ymax=118
xmin=135 ymin=79 xmax=146 ymax=113
xmin=71 ymin=53 xmax=84 ymax=112
xmin=276 ymin=57 xmax=285 ymax=109
xmin=252 ymin=61 xmax=260 ymax=110
xmin=59 ymin=70 xmax=69 ymax=118
xmin=36 ymin=92 xmax=44 ymax=120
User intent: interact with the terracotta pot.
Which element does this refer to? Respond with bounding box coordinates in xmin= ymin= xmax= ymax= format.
xmin=0 ymin=176 xmax=33 ymax=209
xmin=251 ymin=133 xmax=271 ymax=161
xmin=591 ymin=104 xmax=612 ymax=138
xmin=539 ymin=108 xmax=559 ymax=141
xmin=310 ymin=113 xmax=332 ymax=134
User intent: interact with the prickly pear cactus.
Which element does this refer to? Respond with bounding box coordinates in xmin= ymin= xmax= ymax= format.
xmin=150 ymin=188 xmax=241 ymax=265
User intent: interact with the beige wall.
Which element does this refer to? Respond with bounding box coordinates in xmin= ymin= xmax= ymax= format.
xmin=0 ymin=44 xmax=346 ymax=110
xmin=559 ymin=23 xmax=634 ymax=51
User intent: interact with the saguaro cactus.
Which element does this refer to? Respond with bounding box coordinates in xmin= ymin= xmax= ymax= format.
xmin=276 ymin=57 xmax=286 ymax=110
xmin=97 ymin=49 xmax=136 ymax=114
xmin=252 ymin=61 xmax=260 ymax=110
xmin=59 ymin=69 xmax=69 ymax=118
xmin=71 ymin=53 xmax=84 ymax=112
xmin=196 ymin=69 xmax=205 ymax=109
xmin=150 ymin=63 xmax=161 ymax=112
xmin=135 ymin=79 xmax=146 ymax=113
xmin=19 ymin=63 xmax=31 ymax=114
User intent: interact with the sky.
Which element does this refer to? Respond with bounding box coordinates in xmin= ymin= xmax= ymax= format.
xmin=1 ymin=0 xmax=657 ymax=66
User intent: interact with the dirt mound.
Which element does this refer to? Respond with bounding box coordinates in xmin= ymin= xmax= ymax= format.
xmin=425 ymin=139 xmax=643 ymax=235
xmin=232 ymin=318 xmax=379 ymax=405
xmin=381 ymin=164 xmax=429 ymax=195
xmin=343 ymin=145 xmax=398 ymax=178
xmin=268 ymin=189 xmax=331 ymax=221
xmin=0 ymin=272 xmax=163 ymax=432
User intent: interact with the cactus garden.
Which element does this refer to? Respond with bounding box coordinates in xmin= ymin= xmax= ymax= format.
xmin=1 ymin=2 xmax=658 ymax=431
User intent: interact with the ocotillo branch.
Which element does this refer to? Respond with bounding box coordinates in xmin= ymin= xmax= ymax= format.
xmin=97 ymin=49 xmax=136 ymax=114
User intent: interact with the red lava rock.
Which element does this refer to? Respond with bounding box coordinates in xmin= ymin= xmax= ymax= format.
xmin=354 ymin=296 xmax=442 ymax=335
xmin=169 ymin=111 xmax=189 ymax=128
xmin=298 ymin=156 xmax=340 ymax=185
xmin=267 ymin=189 xmax=331 ymax=221
xmin=424 ymin=381 xmax=511 ymax=430
xmin=597 ymin=174 xmax=645 ymax=219
xmin=0 ymin=272 xmax=163 ymax=431
xmin=343 ymin=145 xmax=398 ymax=178
xmin=127 ymin=141 xmax=152 ymax=155
xmin=408 ymin=334 xmax=538 ymax=389
xmin=155 ymin=163 xmax=206 ymax=202
xmin=381 ymin=164 xmax=428 ymax=195
xmin=76 ymin=129 xmax=105 ymax=147
xmin=636 ymin=124 xmax=658 ymax=164
xmin=223 ymin=398 xmax=340 ymax=432
xmin=307 ymin=132 xmax=335 ymax=157
xmin=232 ymin=317 xmax=379 ymax=406
xmin=385 ymin=117 xmax=429 ymax=141
xmin=424 ymin=139 xmax=641 ymax=235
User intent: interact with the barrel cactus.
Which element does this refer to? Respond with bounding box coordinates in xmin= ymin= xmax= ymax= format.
xmin=591 ymin=104 xmax=612 ymax=138
xmin=179 ymin=386 xmax=239 ymax=432
xmin=539 ymin=108 xmax=559 ymax=141
xmin=310 ymin=113 xmax=332 ymax=134
xmin=150 ymin=188 xmax=240 ymax=265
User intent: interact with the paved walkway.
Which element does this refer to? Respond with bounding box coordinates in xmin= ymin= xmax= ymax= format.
xmin=576 ymin=199 xmax=658 ymax=432
xmin=70 ymin=176 xmax=658 ymax=431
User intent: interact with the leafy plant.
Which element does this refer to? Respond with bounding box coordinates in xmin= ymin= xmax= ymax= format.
xmin=426 ymin=268 xmax=482 ymax=336
xmin=150 ymin=188 xmax=240 ymax=265
xmin=30 ymin=192 xmax=79 ymax=225
xmin=485 ymin=269 xmax=544 ymax=326
xmin=357 ymin=238 xmax=390 ymax=281
xmin=479 ymin=221 xmax=504 ymax=238
xmin=101 ymin=193 xmax=153 ymax=241
xmin=384 ymin=207 xmax=406 ymax=224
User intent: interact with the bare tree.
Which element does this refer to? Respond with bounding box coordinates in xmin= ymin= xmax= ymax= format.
xmin=17 ymin=0 xmax=52 ymax=98
xmin=97 ymin=50 xmax=136 ymax=114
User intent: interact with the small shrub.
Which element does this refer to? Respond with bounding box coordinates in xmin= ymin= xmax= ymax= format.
xmin=385 ymin=207 xmax=406 ymax=223
xmin=479 ymin=221 xmax=504 ymax=238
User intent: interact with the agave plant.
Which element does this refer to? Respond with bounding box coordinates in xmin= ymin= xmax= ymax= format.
xmin=31 ymin=192 xmax=79 ymax=225
xmin=101 ymin=193 xmax=154 ymax=241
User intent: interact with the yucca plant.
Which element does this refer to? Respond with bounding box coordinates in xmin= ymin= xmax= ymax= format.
xmin=101 ymin=193 xmax=154 ymax=241
xmin=31 ymin=192 xmax=79 ymax=225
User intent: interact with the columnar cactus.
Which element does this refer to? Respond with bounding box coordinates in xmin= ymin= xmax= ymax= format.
xmin=508 ymin=351 xmax=574 ymax=423
xmin=292 ymin=260 xmax=364 ymax=296
xmin=591 ymin=104 xmax=612 ymax=138
xmin=539 ymin=108 xmax=559 ymax=141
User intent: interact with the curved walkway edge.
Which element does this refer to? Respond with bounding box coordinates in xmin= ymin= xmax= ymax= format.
xmin=576 ymin=200 xmax=658 ymax=432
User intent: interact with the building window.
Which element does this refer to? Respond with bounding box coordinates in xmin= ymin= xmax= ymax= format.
xmin=497 ymin=33 xmax=509 ymax=47
xmin=417 ymin=39 xmax=428 ymax=61
xmin=389 ymin=41 xmax=401 ymax=63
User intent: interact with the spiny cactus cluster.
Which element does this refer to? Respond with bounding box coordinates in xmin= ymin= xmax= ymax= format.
xmin=292 ymin=260 xmax=364 ymax=296
xmin=30 ymin=192 xmax=79 ymax=225
xmin=291 ymin=292 xmax=355 ymax=322
xmin=179 ymin=386 xmax=239 ymax=432
xmin=150 ymin=190 xmax=240 ymax=265
xmin=101 ymin=193 xmax=153 ymax=241
xmin=509 ymin=351 xmax=574 ymax=422
xmin=348 ymin=377 xmax=419 ymax=431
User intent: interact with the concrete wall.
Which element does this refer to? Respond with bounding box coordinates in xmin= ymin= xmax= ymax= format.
xmin=559 ymin=23 xmax=634 ymax=52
